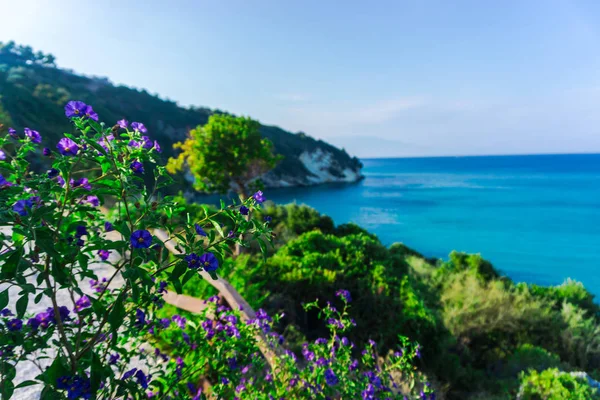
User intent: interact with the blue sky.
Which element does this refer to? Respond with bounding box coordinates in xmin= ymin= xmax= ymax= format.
xmin=3 ymin=0 xmax=600 ymax=157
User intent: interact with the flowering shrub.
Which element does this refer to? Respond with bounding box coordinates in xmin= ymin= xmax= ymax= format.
xmin=0 ymin=102 xmax=272 ymax=399
xmin=150 ymin=289 xmax=434 ymax=399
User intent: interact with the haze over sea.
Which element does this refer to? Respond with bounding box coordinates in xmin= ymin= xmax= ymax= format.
xmin=266 ymin=153 xmax=600 ymax=295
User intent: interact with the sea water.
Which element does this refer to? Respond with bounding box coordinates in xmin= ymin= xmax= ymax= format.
xmin=266 ymin=154 xmax=600 ymax=294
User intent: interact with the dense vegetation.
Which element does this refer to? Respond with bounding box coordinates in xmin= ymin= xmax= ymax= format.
xmin=0 ymin=42 xmax=362 ymax=190
xmin=174 ymin=199 xmax=600 ymax=399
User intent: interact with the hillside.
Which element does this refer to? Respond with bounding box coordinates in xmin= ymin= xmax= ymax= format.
xmin=0 ymin=42 xmax=363 ymax=189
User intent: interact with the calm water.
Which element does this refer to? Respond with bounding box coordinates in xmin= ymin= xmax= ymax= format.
xmin=266 ymin=154 xmax=600 ymax=294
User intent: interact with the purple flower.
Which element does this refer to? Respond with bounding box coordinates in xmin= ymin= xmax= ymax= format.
xmin=57 ymin=376 xmax=71 ymax=390
xmin=239 ymin=206 xmax=249 ymax=216
xmin=42 ymin=147 xmax=51 ymax=156
xmin=135 ymin=370 xmax=149 ymax=389
xmin=172 ymin=315 xmax=186 ymax=329
xmin=8 ymin=128 xmax=17 ymax=138
xmin=336 ymin=289 xmax=352 ymax=303
xmin=56 ymin=138 xmax=79 ymax=156
xmin=131 ymin=230 xmax=152 ymax=248
xmin=83 ymin=104 xmax=99 ymax=121
xmin=117 ymin=119 xmax=128 ymax=129
xmin=73 ymin=178 xmax=91 ymax=190
xmin=75 ymin=225 xmax=88 ymax=238
xmin=0 ymin=149 xmax=5 ymax=160
xmin=264 ymin=216 xmax=272 ymax=223
xmin=128 ymin=140 xmax=141 ymax=148
xmin=158 ymin=318 xmax=171 ymax=329
xmin=13 ymin=199 xmax=33 ymax=216
xmin=221 ymin=377 xmax=229 ymax=385
xmin=325 ymin=369 xmax=338 ymax=386
xmin=350 ymin=359 xmax=359 ymax=371
xmin=0 ymin=174 xmax=13 ymax=188
xmin=194 ymin=224 xmax=207 ymax=236
xmin=65 ymin=101 xmax=87 ymax=118
xmin=89 ymin=278 xmax=106 ymax=293
xmin=141 ymin=136 xmax=153 ymax=149
xmin=109 ymin=353 xmax=120 ymax=365
xmin=0 ymin=309 xmax=13 ymax=317
xmin=185 ymin=253 xmax=200 ymax=269
xmin=6 ymin=318 xmax=23 ymax=331
xmin=74 ymin=295 xmax=91 ymax=312
xmin=131 ymin=122 xmax=148 ymax=133
xmin=98 ymin=250 xmax=110 ymax=261
xmin=123 ymin=368 xmax=137 ymax=380
xmin=199 ymin=252 xmax=218 ymax=272
xmin=104 ymin=221 xmax=114 ymax=232
xmin=47 ymin=168 xmax=59 ymax=178
xmin=252 ymin=190 xmax=265 ymax=204
xmin=157 ymin=281 xmax=168 ymax=294
xmin=85 ymin=195 xmax=99 ymax=207
xmin=130 ymin=160 xmax=144 ymax=174
xmin=153 ymin=140 xmax=161 ymax=153
xmin=415 ymin=344 xmax=421 ymax=359
xmin=24 ymin=128 xmax=41 ymax=144
xmin=99 ymin=134 xmax=114 ymax=153
xmin=135 ymin=309 xmax=146 ymax=327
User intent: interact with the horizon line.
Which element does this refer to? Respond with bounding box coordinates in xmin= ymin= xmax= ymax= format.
xmin=360 ymin=151 xmax=600 ymax=160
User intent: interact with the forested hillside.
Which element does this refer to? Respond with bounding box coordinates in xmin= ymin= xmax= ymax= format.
xmin=0 ymin=41 xmax=363 ymax=190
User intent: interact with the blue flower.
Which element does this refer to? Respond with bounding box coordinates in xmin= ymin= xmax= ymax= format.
xmin=325 ymin=368 xmax=338 ymax=386
xmin=239 ymin=206 xmax=249 ymax=215
xmin=13 ymin=199 xmax=33 ymax=216
xmin=130 ymin=160 xmax=144 ymax=174
xmin=194 ymin=224 xmax=207 ymax=236
xmin=135 ymin=309 xmax=146 ymax=327
xmin=135 ymin=370 xmax=149 ymax=389
xmin=6 ymin=318 xmax=23 ymax=331
xmin=108 ymin=353 xmax=120 ymax=365
xmin=104 ymin=221 xmax=114 ymax=232
xmin=199 ymin=252 xmax=218 ymax=272
xmin=185 ymin=253 xmax=200 ymax=269
xmin=47 ymin=168 xmax=59 ymax=178
xmin=264 ymin=215 xmax=272 ymax=223
xmin=42 ymin=148 xmax=51 ymax=156
xmin=117 ymin=119 xmax=128 ymax=129
xmin=336 ymin=289 xmax=352 ymax=303
xmin=0 ymin=174 xmax=13 ymax=188
xmin=131 ymin=230 xmax=152 ymax=248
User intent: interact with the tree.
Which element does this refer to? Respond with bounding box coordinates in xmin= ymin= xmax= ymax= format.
xmin=167 ymin=114 xmax=281 ymax=198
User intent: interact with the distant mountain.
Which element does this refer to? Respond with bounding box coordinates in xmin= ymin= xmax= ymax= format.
xmin=0 ymin=42 xmax=363 ymax=190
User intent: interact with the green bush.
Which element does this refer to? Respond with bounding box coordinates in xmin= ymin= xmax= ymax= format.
xmin=252 ymin=230 xmax=439 ymax=353
xmin=519 ymin=368 xmax=599 ymax=399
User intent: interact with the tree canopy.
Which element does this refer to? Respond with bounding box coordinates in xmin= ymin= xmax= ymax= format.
xmin=167 ymin=114 xmax=281 ymax=197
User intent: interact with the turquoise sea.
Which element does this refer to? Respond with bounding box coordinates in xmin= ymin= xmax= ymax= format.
xmin=266 ymin=154 xmax=600 ymax=294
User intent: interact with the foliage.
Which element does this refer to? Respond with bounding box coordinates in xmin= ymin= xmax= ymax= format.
xmin=250 ymin=230 xmax=439 ymax=355
xmin=151 ymin=290 xmax=434 ymax=399
xmin=518 ymin=368 xmax=600 ymax=400
xmin=166 ymin=114 xmax=281 ymax=197
xmin=0 ymin=102 xmax=272 ymax=398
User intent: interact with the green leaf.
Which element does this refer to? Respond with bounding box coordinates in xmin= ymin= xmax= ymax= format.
xmin=16 ymin=294 xmax=28 ymax=318
xmin=0 ymin=289 xmax=8 ymax=310
xmin=108 ymin=299 xmax=125 ymax=333
xmin=208 ymin=270 xmax=219 ymax=281
xmin=1 ymin=379 xmax=14 ymax=399
xmin=15 ymin=380 xmax=38 ymax=389
xmin=1 ymin=248 xmax=23 ymax=279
